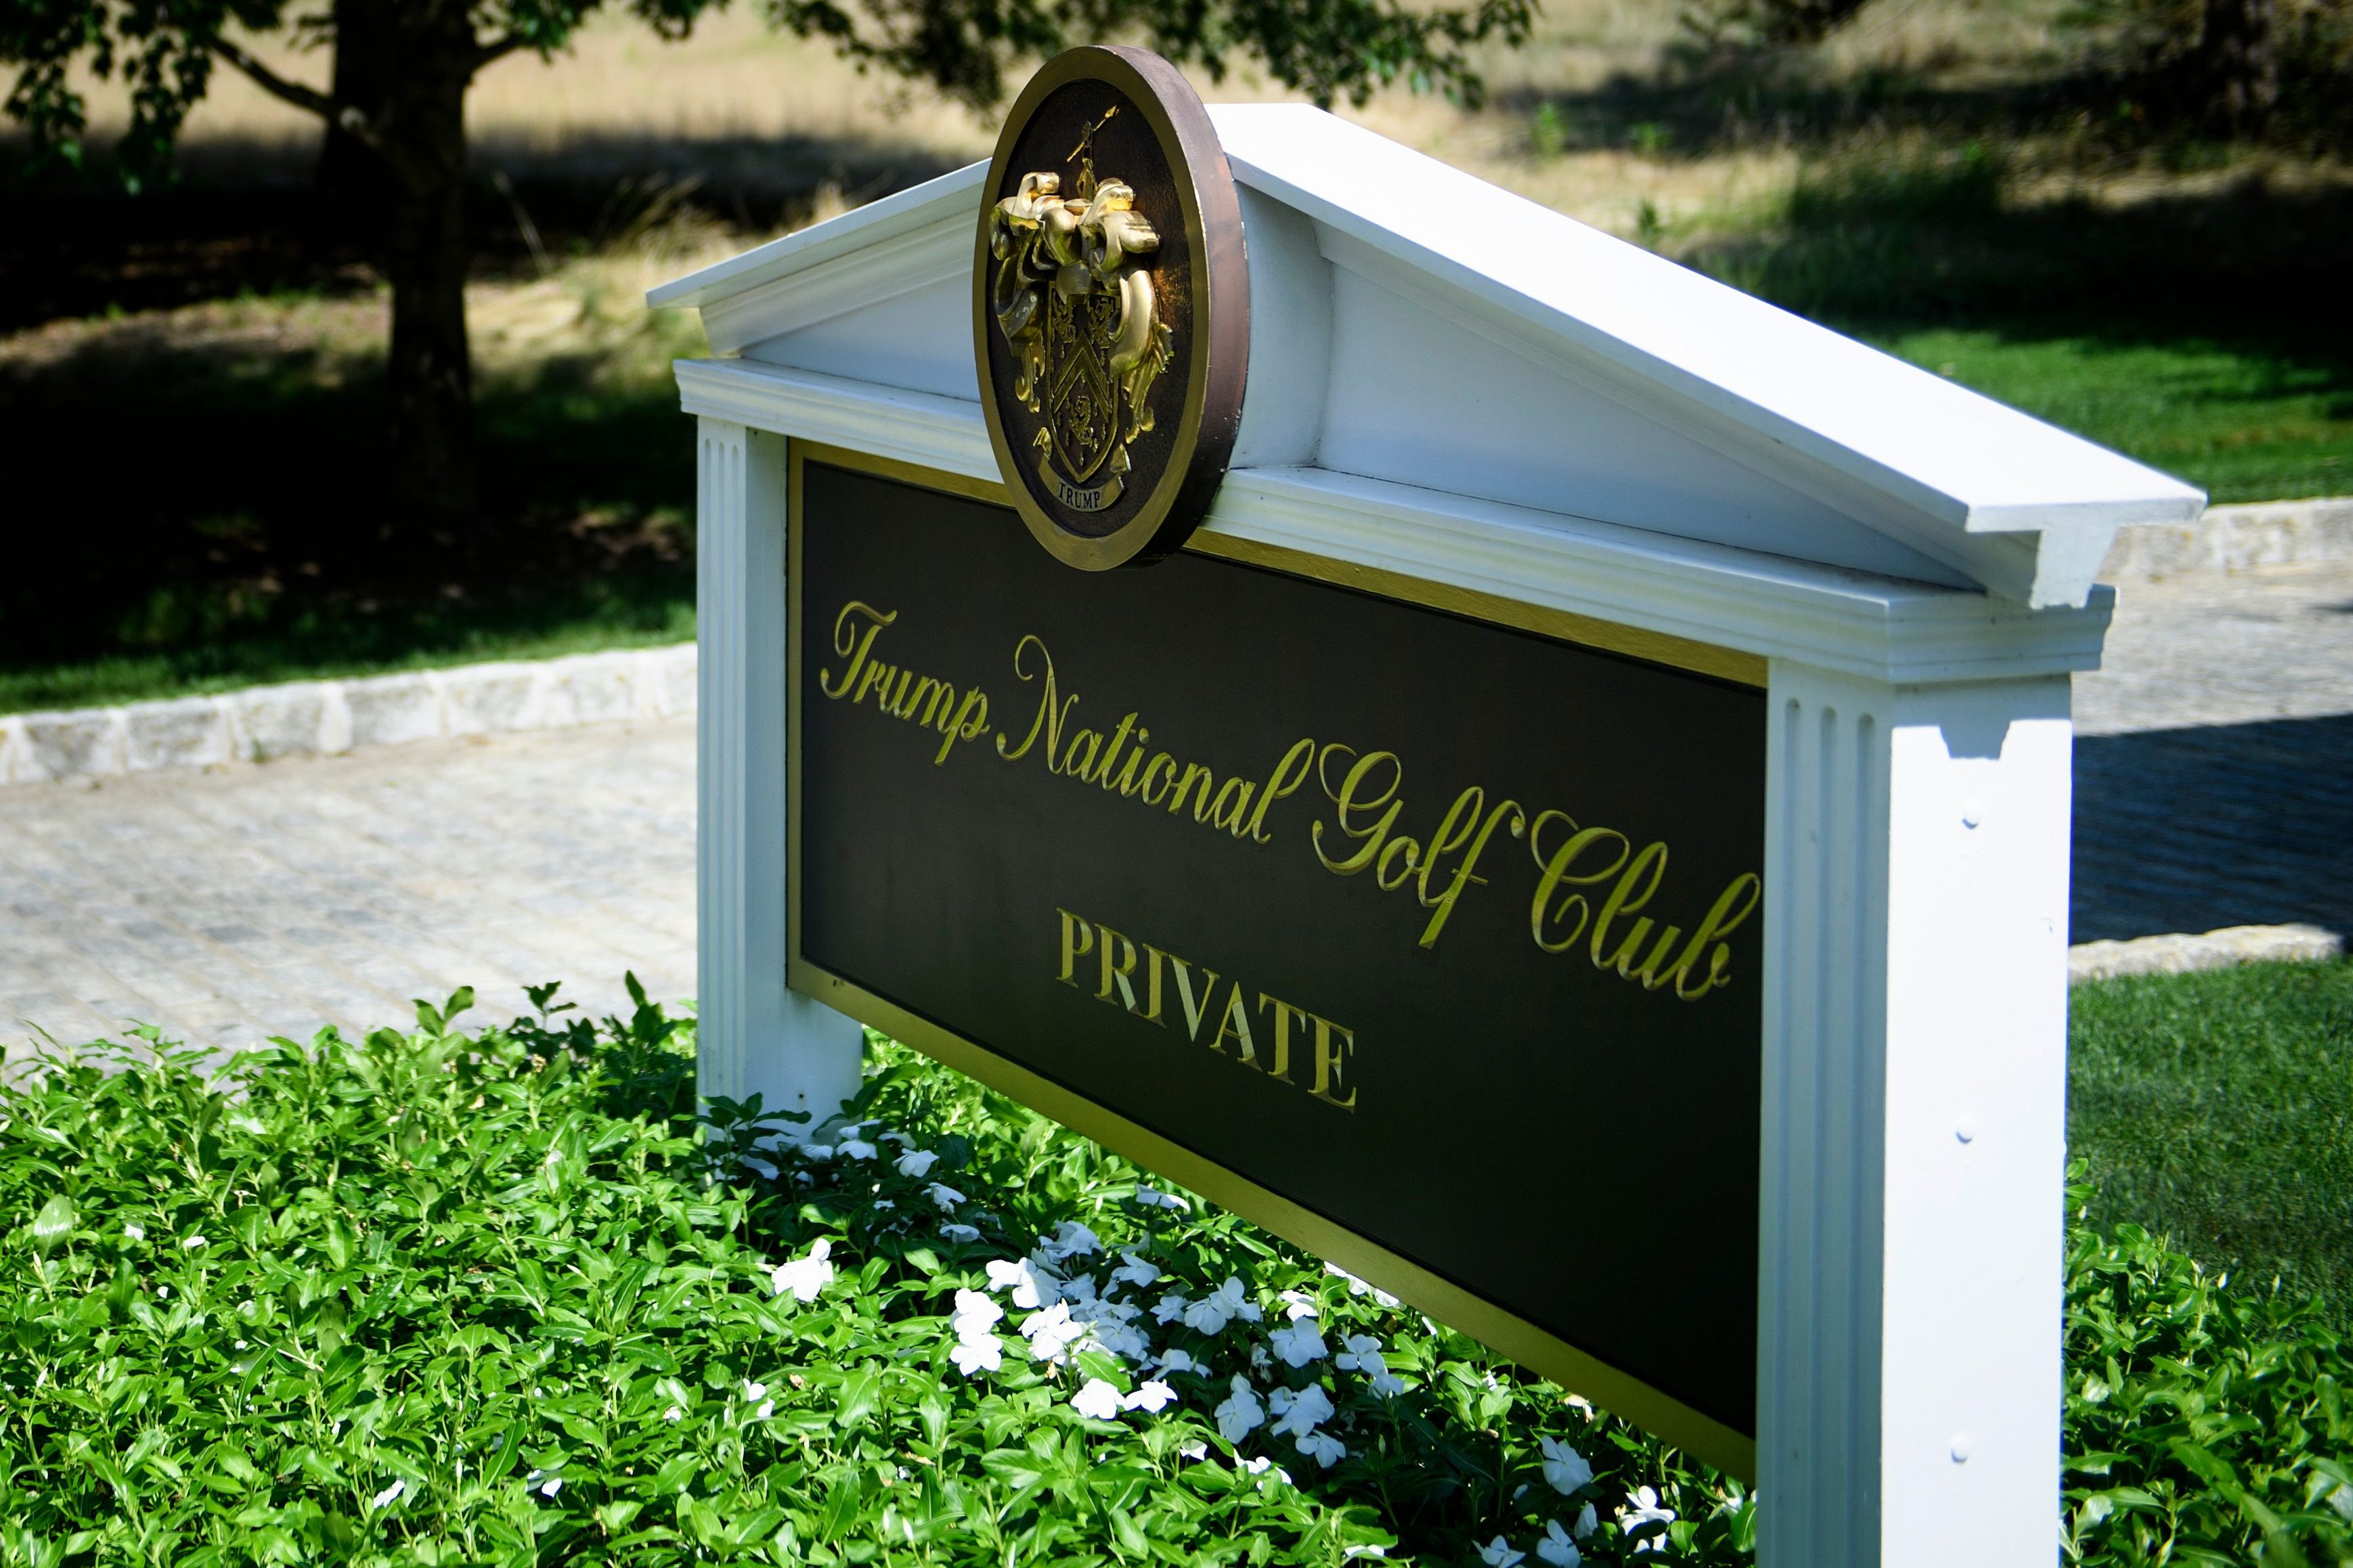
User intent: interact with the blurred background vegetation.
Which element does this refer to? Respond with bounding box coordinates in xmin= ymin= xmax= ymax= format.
xmin=3 ymin=0 xmax=2350 ymax=713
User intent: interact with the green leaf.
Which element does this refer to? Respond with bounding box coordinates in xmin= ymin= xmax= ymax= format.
xmin=30 ymin=1193 xmax=75 ymax=1252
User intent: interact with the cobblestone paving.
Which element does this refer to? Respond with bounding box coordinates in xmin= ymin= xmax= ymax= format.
xmin=1 ymin=560 xmax=2346 ymax=1056
xmin=1 ymin=722 xmax=694 ymax=1056
xmin=2074 ymin=560 xmax=2353 ymax=943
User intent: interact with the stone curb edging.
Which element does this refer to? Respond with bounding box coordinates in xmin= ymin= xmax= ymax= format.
xmin=0 ymin=644 xmax=697 ymax=788
xmin=2068 ymin=923 xmax=2344 ymax=983
xmin=2099 ymin=495 xmax=2353 ymax=582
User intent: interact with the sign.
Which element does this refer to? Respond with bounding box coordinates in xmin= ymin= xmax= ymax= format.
xmin=788 ymin=447 xmax=1768 ymax=1463
xmin=973 ymin=45 xmax=1250 ymax=570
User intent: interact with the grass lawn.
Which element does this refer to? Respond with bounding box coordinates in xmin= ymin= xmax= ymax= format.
xmin=2070 ymin=958 xmax=2353 ymax=1318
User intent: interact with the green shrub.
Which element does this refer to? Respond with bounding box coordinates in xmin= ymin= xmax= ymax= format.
xmin=3 ymin=986 xmax=2348 ymax=1565
xmin=0 ymin=988 xmax=1746 ymax=1566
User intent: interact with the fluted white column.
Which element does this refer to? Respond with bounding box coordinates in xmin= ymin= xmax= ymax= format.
xmin=1759 ymin=663 xmax=2073 ymax=1567
xmin=696 ymin=420 xmax=863 ymax=1128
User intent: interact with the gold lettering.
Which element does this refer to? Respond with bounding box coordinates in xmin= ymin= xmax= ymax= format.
xmin=1209 ymin=777 xmax=1257 ymax=834
xmin=1591 ymin=841 xmax=1670 ymax=977
xmin=1112 ymin=729 xmax=1151 ymax=796
xmin=1057 ymin=909 xmax=1095 ymax=986
xmin=1092 ymin=715 xmax=1139 ymax=788
xmin=934 ymin=690 xmax=990 ymax=765
xmin=1312 ymin=746 xmax=1405 ymax=875
xmin=1256 ymin=993 xmax=1304 ymax=1083
xmin=1138 ymin=943 xmax=1170 ymax=1024
xmin=1168 ymin=763 xmax=1216 ymax=820
xmin=1416 ymin=793 xmax=1526 ymax=949
xmin=1309 ymin=1015 xmax=1357 ymax=1110
xmin=1209 ymin=983 xmax=1257 ymax=1065
xmin=1168 ymin=956 xmax=1221 ymax=1040
xmin=1666 ymin=874 xmax=1762 ymax=1000
xmin=1096 ymin=924 xmax=1141 ymax=1010
xmin=1375 ymin=834 xmax=1421 ymax=891
xmin=818 ymin=601 xmax=897 ymax=700
xmin=903 ymin=676 xmax=954 ymax=727
xmin=996 ymin=635 xmax=1078 ymax=765
xmin=1061 ymin=727 xmax=1101 ymax=780
xmin=1242 ymin=738 xmax=1315 ymax=844
xmin=1529 ymin=811 xmax=1633 ymax=954
xmin=1137 ymin=753 xmax=1176 ymax=805
xmin=854 ymin=658 xmax=897 ymax=707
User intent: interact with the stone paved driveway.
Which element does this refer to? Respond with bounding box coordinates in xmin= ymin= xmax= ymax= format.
xmin=2 ymin=558 xmax=2348 ymax=1056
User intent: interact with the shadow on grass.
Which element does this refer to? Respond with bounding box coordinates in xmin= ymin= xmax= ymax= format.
xmin=0 ymin=323 xmax=697 ymax=713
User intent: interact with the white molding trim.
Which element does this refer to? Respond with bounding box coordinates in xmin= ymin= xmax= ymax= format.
xmin=699 ymin=212 xmax=970 ymax=359
xmin=669 ymin=357 xmax=2113 ymax=686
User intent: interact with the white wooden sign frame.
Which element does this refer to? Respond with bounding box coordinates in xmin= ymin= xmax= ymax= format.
xmin=656 ymin=102 xmax=2201 ymax=1565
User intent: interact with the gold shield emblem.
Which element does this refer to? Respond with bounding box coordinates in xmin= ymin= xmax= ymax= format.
xmin=973 ymin=47 xmax=1250 ymax=570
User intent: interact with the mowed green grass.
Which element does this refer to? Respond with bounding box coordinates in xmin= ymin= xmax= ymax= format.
xmin=2070 ymin=958 xmax=2353 ymax=1318
xmin=1878 ymin=330 xmax=2353 ymax=503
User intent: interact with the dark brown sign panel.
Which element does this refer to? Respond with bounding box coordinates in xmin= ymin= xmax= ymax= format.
xmin=789 ymin=451 xmax=1769 ymax=1464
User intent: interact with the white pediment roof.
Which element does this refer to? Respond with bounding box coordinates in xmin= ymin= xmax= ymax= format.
xmin=651 ymin=102 xmax=2200 ymax=612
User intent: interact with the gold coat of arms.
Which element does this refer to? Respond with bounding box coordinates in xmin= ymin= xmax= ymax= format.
xmin=973 ymin=46 xmax=1251 ymax=570
xmin=988 ymin=109 xmax=1175 ymax=514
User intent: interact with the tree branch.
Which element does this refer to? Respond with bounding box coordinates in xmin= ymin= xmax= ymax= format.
xmin=474 ymin=32 xmax=538 ymax=70
xmin=211 ymin=37 xmax=389 ymax=153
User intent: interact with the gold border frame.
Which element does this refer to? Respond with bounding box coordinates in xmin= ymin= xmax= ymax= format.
xmin=786 ymin=439 xmax=1761 ymax=1479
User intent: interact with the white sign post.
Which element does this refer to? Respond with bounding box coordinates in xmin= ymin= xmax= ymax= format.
xmin=655 ymin=102 xmax=2201 ymax=1563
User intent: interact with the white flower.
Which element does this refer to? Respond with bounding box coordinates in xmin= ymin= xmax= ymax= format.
xmin=871 ymin=1199 xmax=896 ymax=1211
xmin=1038 ymin=1221 xmax=1101 ymax=1262
xmin=743 ymin=1380 xmax=768 ymax=1402
xmin=755 ymin=1400 xmax=775 ymax=1419
xmin=940 ymin=1223 xmax=982 ymax=1243
xmin=950 ymin=1288 xmax=1003 ymax=1337
xmin=1334 ymin=1333 xmax=1403 ymax=1394
xmin=1156 ymin=1347 xmax=1204 ymax=1376
xmin=1070 ymin=1378 xmax=1124 ymax=1420
xmin=370 ymin=1479 xmax=405 ymax=1510
xmin=1541 ymin=1436 xmax=1595 ymax=1496
xmin=1323 ymin=1261 xmax=1401 ymax=1308
xmin=927 ymin=1183 xmax=966 ymax=1211
xmin=839 ymin=1136 xmax=877 ymax=1161
xmin=663 ymin=1406 xmax=682 ymax=1421
xmin=1214 ymin=1375 xmax=1266 ymax=1441
xmin=896 ymin=1149 xmax=940 ymax=1178
xmin=1537 ymin=1520 xmax=1581 ymax=1567
xmin=527 ymin=1469 xmax=563 ymax=1498
xmin=1250 ymin=1342 xmax=1271 ymax=1372
xmin=1112 ymin=1249 xmax=1160 ymax=1288
xmin=799 ymin=1143 xmax=834 ymax=1161
xmin=1135 ymin=1186 xmax=1191 ymax=1211
xmin=123 ymin=1223 xmax=145 ymax=1241
xmin=1178 ymin=1440 xmax=1208 ymax=1461
xmin=182 ymin=1234 xmax=208 ymax=1250
xmin=1122 ymin=1379 xmax=1176 ymax=1413
xmin=1574 ymin=1503 xmax=1597 ymax=1539
xmin=1267 ymin=1383 xmax=1334 ymax=1439
xmin=950 ymin=1336 xmax=1005 ymax=1376
xmin=1298 ymin=1429 xmax=1347 ymax=1466
xmin=1239 ymin=1455 xmax=1275 ymax=1475
xmin=1269 ymin=1319 xmax=1328 ymax=1368
xmin=1183 ymin=1278 xmax=1260 ymax=1335
xmin=1278 ymin=1289 xmax=1319 ymax=1322
xmin=1153 ymin=1292 xmax=1188 ymax=1324
xmin=771 ymin=1238 xmax=835 ymax=1302
xmin=986 ymin=1255 xmax=1057 ymax=1309
xmin=1020 ymin=1302 xmax=1085 ymax=1364
xmin=1478 ymin=1538 xmax=1525 ymax=1568
xmin=1617 ymin=1487 xmax=1677 ymax=1553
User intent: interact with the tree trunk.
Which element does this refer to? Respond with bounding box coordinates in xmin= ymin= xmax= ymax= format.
xmin=2198 ymin=0 xmax=2278 ymax=135
xmin=370 ymin=5 xmax=481 ymax=533
xmin=315 ymin=0 xmax=395 ymax=248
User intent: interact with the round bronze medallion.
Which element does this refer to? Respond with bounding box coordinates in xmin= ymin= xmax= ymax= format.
xmin=973 ymin=47 xmax=1250 ymax=570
